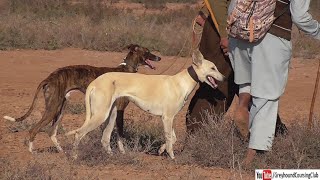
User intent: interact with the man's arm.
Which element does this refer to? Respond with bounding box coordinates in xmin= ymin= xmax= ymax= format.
xmin=290 ymin=0 xmax=320 ymax=40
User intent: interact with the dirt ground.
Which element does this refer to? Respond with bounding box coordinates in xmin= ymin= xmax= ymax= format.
xmin=0 ymin=48 xmax=319 ymax=179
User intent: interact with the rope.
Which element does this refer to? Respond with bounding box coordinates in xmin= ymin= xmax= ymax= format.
xmin=156 ymin=15 xmax=204 ymax=75
xmin=156 ymin=36 xmax=188 ymax=75
xmin=192 ymin=17 xmax=204 ymax=49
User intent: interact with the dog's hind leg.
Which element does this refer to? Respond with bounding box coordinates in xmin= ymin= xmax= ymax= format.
xmin=115 ymin=109 xmax=126 ymax=154
xmin=114 ymin=97 xmax=129 ymax=138
xmin=49 ymin=98 xmax=67 ymax=152
xmin=70 ymin=89 xmax=115 ymax=159
xmin=101 ymin=105 xmax=119 ymax=154
xmin=116 ymin=131 xmax=125 ymax=154
xmin=28 ymin=104 xmax=59 ymax=153
xmin=100 ymin=98 xmax=128 ymax=153
xmin=114 ymin=97 xmax=129 ymax=154
xmin=71 ymin=110 xmax=110 ymax=159
xmin=43 ymin=84 xmax=51 ymax=108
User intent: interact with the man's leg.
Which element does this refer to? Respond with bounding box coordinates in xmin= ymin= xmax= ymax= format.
xmin=229 ymin=36 xmax=288 ymax=141
xmin=234 ymin=83 xmax=251 ymax=141
xmin=241 ymin=33 xmax=291 ymax=166
xmin=228 ymin=38 xmax=253 ymax=140
xmin=243 ymin=97 xmax=278 ymax=166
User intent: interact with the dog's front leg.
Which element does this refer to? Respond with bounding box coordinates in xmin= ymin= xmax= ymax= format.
xmin=159 ymin=116 xmax=175 ymax=159
xmin=158 ymin=129 xmax=177 ymax=157
xmin=101 ymin=106 xmax=117 ymax=154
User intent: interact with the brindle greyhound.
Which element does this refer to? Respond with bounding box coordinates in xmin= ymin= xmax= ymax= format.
xmin=4 ymin=44 xmax=161 ymax=153
xmin=66 ymin=49 xmax=225 ymax=160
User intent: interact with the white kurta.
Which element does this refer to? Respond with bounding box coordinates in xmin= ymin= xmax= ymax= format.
xmin=229 ymin=33 xmax=292 ymax=100
xmin=228 ymin=0 xmax=320 ymax=150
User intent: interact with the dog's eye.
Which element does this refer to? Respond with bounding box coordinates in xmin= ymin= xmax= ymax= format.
xmin=211 ymin=67 xmax=216 ymax=71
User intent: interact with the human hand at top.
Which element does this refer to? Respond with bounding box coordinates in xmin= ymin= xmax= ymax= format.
xmin=220 ymin=37 xmax=229 ymax=56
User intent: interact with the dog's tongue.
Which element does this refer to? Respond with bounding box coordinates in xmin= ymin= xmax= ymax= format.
xmin=208 ymin=76 xmax=218 ymax=88
xmin=145 ymin=59 xmax=156 ymax=69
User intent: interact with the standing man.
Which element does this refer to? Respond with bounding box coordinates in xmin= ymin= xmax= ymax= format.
xmin=228 ymin=0 xmax=320 ymax=166
xmin=187 ymin=0 xmax=238 ymax=135
xmin=188 ymin=0 xmax=288 ymax=141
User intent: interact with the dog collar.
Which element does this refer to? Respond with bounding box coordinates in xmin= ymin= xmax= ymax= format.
xmin=187 ymin=66 xmax=200 ymax=83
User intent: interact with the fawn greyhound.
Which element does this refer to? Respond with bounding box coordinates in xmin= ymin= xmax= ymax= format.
xmin=66 ymin=49 xmax=225 ymax=159
xmin=4 ymin=44 xmax=161 ymax=153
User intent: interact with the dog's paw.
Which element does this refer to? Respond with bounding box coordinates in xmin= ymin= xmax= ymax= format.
xmin=158 ymin=144 xmax=166 ymax=155
xmin=56 ymin=146 xmax=64 ymax=153
xmin=106 ymin=149 xmax=113 ymax=155
xmin=117 ymin=140 xmax=125 ymax=154
xmin=70 ymin=149 xmax=78 ymax=160
xmin=71 ymin=153 xmax=78 ymax=160
xmin=28 ymin=141 xmax=35 ymax=154
xmin=119 ymin=149 xmax=125 ymax=154
xmin=168 ymin=153 xmax=175 ymax=160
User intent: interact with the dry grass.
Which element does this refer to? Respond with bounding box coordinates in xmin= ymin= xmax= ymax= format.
xmin=292 ymin=0 xmax=320 ymax=59
xmin=71 ymin=112 xmax=165 ymax=167
xmin=252 ymin=118 xmax=320 ymax=169
xmin=292 ymin=27 xmax=320 ymax=59
xmin=128 ymin=0 xmax=197 ymax=3
xmin=1 ymin=112 xmax=164 ymax=179
xmin=179 ymin=112 xmax=320 ymax=171
xmin=127 ymin=0 xmax=197 ymax=9
xmin=0 ymin=0 xmax=196 ymax=56
xmin=65 ymin=102 xmax=85 ymax=115
xmin=0 ymin=0 xmax=319 ymax=58
xmin=179 ymin=112 xmax=246 ymax=169
xmin=0 ymin=158 xmax=76 ymax=180
xmin=2 ymin=110 xmax=320 ymax=178
xmin=1 ymin=1 xmax=320 ymax=177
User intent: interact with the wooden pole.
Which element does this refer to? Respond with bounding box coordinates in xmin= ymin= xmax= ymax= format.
xmin=308 ymin=59 xmax=320 ymax=129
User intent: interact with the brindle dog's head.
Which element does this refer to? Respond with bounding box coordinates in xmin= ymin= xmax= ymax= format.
xmin=124 ymin=44 xmax=161 ymax=70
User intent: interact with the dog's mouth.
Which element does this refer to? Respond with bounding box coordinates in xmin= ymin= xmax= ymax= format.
xmin=144 ymin=59 xmax=156 ymax=69
xmin=207 ymin=75 xmax=218 ymax=89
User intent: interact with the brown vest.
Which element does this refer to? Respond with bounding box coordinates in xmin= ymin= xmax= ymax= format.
xmin=268 ymin=0 xmax=292 ymax=41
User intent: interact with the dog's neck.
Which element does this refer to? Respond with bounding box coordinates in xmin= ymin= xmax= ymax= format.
xmin=119 ymin=56 xmax=138 ymax=72
xmin=187 ymin=66 xmax=200 ymax=83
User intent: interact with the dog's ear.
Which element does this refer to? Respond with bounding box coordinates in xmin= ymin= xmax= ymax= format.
xmin=127 ymin=44 xmax=139 ymax=52
xmin=192 ymin=49 xmax=203 ymax=66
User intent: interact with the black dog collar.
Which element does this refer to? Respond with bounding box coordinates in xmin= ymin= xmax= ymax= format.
xmin=187 ymin=66 xmax=200 ymax=83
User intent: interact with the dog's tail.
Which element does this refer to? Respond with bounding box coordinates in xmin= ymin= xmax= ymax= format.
xmin=3 ymin=116 xmax=16 ymax=122
xmin=65 ymin=86 xmax=95 ymax=136
xmin=3 ymin=80 xmax=48 ymax=122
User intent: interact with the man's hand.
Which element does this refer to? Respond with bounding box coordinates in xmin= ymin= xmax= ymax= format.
xmin=220 ymin=37 xmax=229 ymax=56
xmin=195 ymin=14 xmax=206 ymax=27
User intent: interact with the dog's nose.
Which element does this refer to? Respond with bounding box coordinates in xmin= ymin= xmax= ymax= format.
xmin=156 ymin=56 xmax=161 ymax=61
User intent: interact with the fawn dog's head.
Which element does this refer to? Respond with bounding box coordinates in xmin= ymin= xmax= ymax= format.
xmin=125 ymin=44 xmax=161 ymax=70
xmin=192 ymin=49 xmax=225 ymax=89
